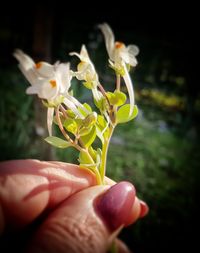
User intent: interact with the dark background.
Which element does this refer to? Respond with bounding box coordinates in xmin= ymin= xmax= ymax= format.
xmin=0 ymin=3 xmax=198 ymax=253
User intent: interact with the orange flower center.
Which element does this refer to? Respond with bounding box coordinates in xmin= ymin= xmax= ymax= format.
xmin=49 ymin=80 xmax=57 ymax=88
xmin=35 ymin=62 xmax=42 ymax=69
xmin=115 ymin=41 xmax=124 ymax=49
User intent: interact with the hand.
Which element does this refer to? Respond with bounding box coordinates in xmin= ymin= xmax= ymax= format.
xmin=0 ymin=160 xmax=148 ymax=253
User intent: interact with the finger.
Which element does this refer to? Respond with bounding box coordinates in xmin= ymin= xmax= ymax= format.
xmin=0 ymin=159 xmax=97 ymax=233
xmin=28 ymin=182 xmax=145 ymax=253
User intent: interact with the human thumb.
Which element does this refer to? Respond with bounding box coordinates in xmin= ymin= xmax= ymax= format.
xmin=27 ymin=181 xmax=147 ymax=253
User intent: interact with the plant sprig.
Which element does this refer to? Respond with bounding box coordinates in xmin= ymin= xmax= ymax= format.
xmin=13 ymin=23 xmax=139 ymax=184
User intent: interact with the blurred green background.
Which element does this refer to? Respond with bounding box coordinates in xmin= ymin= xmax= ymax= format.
xmin=0 ymin=4 xmax=198 ymax=253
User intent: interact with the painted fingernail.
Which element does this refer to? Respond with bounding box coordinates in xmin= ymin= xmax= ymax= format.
xmin=139 ymin=200 xmax=149 ymax=217
xmin=95 ymin=181 xmax=135 ymax=231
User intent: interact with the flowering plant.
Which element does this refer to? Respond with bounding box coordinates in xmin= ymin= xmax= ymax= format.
xmin=14 ymin=23 xmax=139 ymax=185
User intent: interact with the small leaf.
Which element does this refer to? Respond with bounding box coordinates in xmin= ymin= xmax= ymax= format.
xmin=96 ymin=148 xmax=102 ymax=166
xmin=78 ymin=103 xmax=92 ymax=117
xmin=88 ymin=146 xmax=97 ymax=161
xmin=63 ymin=119 xmax=77 ymax=134
xmin=66 ymin=109 xmax=76 ymax=118
xmin=116 ymin=104 xmax=138 ymax=123
xmin=96 ymin=115 xmax=108 ymax=144
xmin=81 ymin=126 xmax=96 ymax=147
xmin=94 ymin=96 xmax=107 ymax=112
xmin=114 ymin=90 xmax=127 ymax=106
xmin=106 ymin=90 xmax=127 ymax=106
xmin=79 ymin=150 xmax=92 ymax=164
xmin=79 ymin=126 xmax=92 ymax=136
xmin=45 ymin=136 xmax=71 ymax=148
xmin=83 ymin=112 xmax=97 ymax=127
xmin=83 ymin=81 xmax=93 ymax=89
xmin=97 ymin=115 xmax=107 ymax=130
xmin=83 ymin=103 xmax=92 ymax=112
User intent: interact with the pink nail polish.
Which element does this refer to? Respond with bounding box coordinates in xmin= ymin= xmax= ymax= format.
xmin=139 ymin=200 xmax=149 ymax=218
xmin=95 ymin=181 xmax=135 ymax=231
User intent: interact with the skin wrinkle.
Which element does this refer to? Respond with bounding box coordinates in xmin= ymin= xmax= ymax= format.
xmin=0 ymin=173 xmax=49 ymax=230
xmin=0 ymin=160 xmax=97 ymax=233
xmin=28 ymin=186 xmax=112 ymax=253
xmin=0 ymin=160 xmax=145 ymax=253
xmin=31 ymin=206 xmax=109 ymax=253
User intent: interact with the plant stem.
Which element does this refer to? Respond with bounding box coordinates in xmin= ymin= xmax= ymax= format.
xmin=56 ymin=106 xmax=73 ymax=144
xmin=81 ymin=149 xmax=102 ymax=185
xmin=116 ymin=74 xmax=121 ymax=91
xmin=98 ymin=83 xmax=111 ymax=108
xmin=99 ymin=124 xmax=115 ymax=184
xmin=56 ymin=106 xmax=102 ymax=184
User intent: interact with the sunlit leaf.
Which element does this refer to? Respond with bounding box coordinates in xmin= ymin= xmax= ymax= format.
xmin=79 ymin=125 xmax=92 ymax=136
xmin=97 ymin=115 xmax=107 ymax=129
xmin=63 ymin=119 xmax=77 ymax=134
xmin=106 ymin=90 xmax=127 ymax=106
xmin=88 ymin=146 xmax=97 ymax=161
xmin=116 ymin=104 xmax=138 ymax=123
xmin=94 ymin=96 xmax=107 ymax=112
xmin=79 ymin=150 xmax=92 ymax=164
xmin=78 ymin=103 xmax=92 ymax=116
xmin=81 ymin=126 xmax=96 ymax=147
xmin=45 ymin=136 xmax=71 ymax=148
xmin=83 ymin=112 xmax=97 ymax=127
xmin=96 ymin=115 xmax=107 ymax=144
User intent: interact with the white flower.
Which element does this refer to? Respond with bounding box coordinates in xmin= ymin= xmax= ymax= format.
xmin=13 ymin=50 xmax=84 ymax=135
xmin=98 ymin=23 xmax=139 ymax=69
xmin=99 ymin=23 xmax=139 ymax=115
xmin=70 ymin=45 xmax=101 ymax=101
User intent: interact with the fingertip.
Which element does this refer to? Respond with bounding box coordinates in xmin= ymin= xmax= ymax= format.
xmin=139 ymin=200 xmax=149 ymax=218
xmin=95 ymin=181 xmax=136 ymax=231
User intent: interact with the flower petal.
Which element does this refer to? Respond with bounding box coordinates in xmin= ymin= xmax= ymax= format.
xmin=14 ymin=49 xmax=39 ymax=85
xmin=55 ymin=63 xmax=71 ymax=94
xmin=127 ymin=45 xmax=139 ymax=56
xmin=39 ymin=80 xmax=59 ymax=100
xmin=63 ymin=98 xmax=83 ymax=118
xmin=47 ymin=107 xmax=54 ymax=136
xmin=35 ymin=62 xmax=54 ymax=78
xmin=80 ymin=45 xmax=90 ymax=60
xmin=65 ymin=94 xmax=89 ymax=114
xmin=13 ymin=49 xmax=35 ymax=70
xmin=127 ymin=45 xmax=139 ymax=66
xmin=122 ymin=63 xmax=135 ymax=116
xmin=98 ymin=23 xmax=115 ymax=60
xmin=26 ymin=84 xmax=41 ymax=95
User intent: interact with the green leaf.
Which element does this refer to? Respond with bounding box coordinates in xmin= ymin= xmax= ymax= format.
xmin=116 ymin=104 xmax=138 ymax=123
xmin=66 ymin=109 xmax=76 ymax=118
xmin=63 ymin=119 xmax=77 ymax=134
xmin=78 ymin=103 xmax=92 ymax=117
xmin=81 ymin=126 xmax=96 ymax=147
xmin=79 ymin=150 xmax=92 ymax=164
xmin=106 ymin=90 xmax=127 ymax=106
xmin=88 ymin=146 xmax=97 ymax=161
xmin=78 ymin=150 xmax=96 ymax=171
xmin=45 ymin=136 xmax=71 ymax=148
xmin=79 ymin=126 xmax=92 ymax=136
xmin=83 ymin=103 xmax=92 ymax=112
xmin=97 ymin=115 xmax=107 ymax=130
xmin=83 ymin=81 xmax=93 ymax=89
xmin=94 ymin=96 xmax=107 ymax=112
xmin=83 ymin=112 xmax=97 ymax=127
